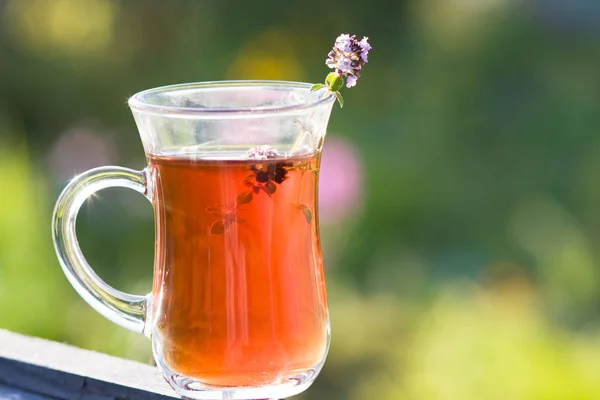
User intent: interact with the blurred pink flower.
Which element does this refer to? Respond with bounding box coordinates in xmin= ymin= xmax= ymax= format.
xmin=48 ymin=125 xmax=118 ymax=182
xmin=318 ymin=137 xmax=364 ymax=224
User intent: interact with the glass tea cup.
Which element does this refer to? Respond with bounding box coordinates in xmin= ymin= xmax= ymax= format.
xmin=52 ymin=81 xmax=335 ymax=400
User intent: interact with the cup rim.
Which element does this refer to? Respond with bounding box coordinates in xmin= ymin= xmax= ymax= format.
xmin=128 ymin=80 xmax=335 ymax=117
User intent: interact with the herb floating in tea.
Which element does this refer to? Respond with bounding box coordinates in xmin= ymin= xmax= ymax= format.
xmin=311 ymin=34 xmax=372 ymax=107
xmin=241 ymin=146 xmax=291 ymax=200
xmin=207 ymin=146 xmax=301 ymax=235
xmin=246 ymin=145 xmax=280 ymax=160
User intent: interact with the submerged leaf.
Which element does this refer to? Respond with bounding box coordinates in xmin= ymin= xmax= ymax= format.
xmin=303 ymin=208 xmax=313 ymax=224
xmin=262 ymin=181 xmax=277 ymax=196
xmin=211 ymin=220 xmax=226 ymax=234
xmin=272 ymin=166 xmax=288 ymax=184
xmin=236 ymin=191 xmax=253 ymax=205
xmin=205 ymin=206 xmax=224 ymax=217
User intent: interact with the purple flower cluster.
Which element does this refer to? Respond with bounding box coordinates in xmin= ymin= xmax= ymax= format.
xmin=246 ymin=145 xmax=280 ymax=160
xmin=326 ymin=34 xmax=371 ymax=88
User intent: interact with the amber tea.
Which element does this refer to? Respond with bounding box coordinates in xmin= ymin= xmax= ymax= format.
xmin=148 ymin=151 xmax=329 ymax=386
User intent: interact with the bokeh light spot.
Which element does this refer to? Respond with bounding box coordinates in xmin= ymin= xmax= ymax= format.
xmin=4 ymin=0 xmax=118 ymax=58
xmin=225 ymin=28 xmax=304 ymax=80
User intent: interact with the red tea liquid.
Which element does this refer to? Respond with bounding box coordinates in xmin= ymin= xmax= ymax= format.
xmin=148 ymin=152 xmax=329 ymax=386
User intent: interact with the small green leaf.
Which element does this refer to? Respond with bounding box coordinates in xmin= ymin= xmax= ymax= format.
xmin=329 ymin=74 xmax=343 ymax=92
xmin=236 ymin=191 xmax=253 ymax=205
xmin=211 ymin=220 xmax=225 ymax=234
xmin=325 ymin=72 xmax=337 ymax=85
xmin=310 ymin=83 xmax=325 ymax=92
xmin=252 ymin=185 xmax=261 ymax=194
xmin=334 ymin=91 xmax=344 ymax=108
xmin=303 ymin=208 xmax=313 ymax=224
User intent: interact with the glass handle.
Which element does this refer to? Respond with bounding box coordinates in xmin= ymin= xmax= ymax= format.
xmin=52 ymin=166 xmax=151 ymax=334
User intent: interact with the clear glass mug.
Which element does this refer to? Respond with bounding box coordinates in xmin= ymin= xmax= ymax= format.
xmin=51 ymin=81 xmax=334 ymax=400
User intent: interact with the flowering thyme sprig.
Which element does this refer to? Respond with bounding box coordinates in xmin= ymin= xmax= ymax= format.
xmin=311 ymin=34 xmax=371 ymax=108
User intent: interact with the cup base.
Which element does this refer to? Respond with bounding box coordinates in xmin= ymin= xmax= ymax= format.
xmin=152 ymin=332 xmax=323 ymax=399
xmin=160 ymin=364 xmax=318 ymax=400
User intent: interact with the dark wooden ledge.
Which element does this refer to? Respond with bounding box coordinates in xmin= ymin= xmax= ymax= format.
xmin=0 ymin=329 xmax=179 ymax=400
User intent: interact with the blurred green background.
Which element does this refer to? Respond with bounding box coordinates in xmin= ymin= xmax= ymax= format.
xmin=2 ymin=0 xmax=600 ymax=398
